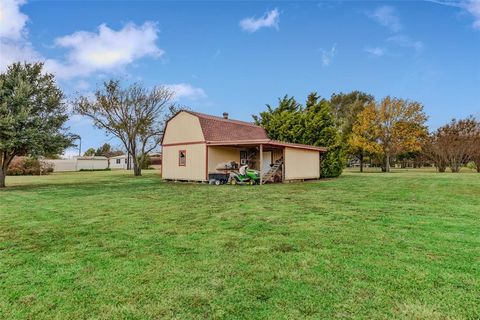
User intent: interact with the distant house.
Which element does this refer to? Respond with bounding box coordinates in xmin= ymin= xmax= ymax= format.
xmin=109 ymin=155 xmax=128 ymax=169
xmin=161 ymin=110 xmax=327 ymax=184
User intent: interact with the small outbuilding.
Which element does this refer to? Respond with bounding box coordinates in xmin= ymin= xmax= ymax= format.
xmin=161 ymin=111 xmax=327 ymax=184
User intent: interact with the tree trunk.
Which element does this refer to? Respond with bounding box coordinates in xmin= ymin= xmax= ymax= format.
xmin=385 ymin=154 xmax=391 ymax=172
xmin=133 ymin=160 xmax=142 ymax=176
xmin=0 ymin=168 xmax=5 ymax=188
xmin=475 ymin=160 xmax=480 ymax=173
xmin=438 ymin=165 xmax=446 ymax=173
xmin=359 ymin=153 xmax=364 ymax=173
xmin=451 ymin=165 xmax=460 ymax=173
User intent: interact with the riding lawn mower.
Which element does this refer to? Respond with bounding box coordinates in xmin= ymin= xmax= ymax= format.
xmin=228 ymin=165 xmax=260 ymax=185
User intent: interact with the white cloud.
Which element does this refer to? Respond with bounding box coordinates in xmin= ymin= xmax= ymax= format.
xmin=365 ymin=47 xmax=386 ymax=57
xmin=320 ymin=44 xmax=337 ymax=66
xmin=240 ymin=8 xmax=280 ymax=32
xmin=387 ymin=35 xmax=424 ymax=51
xmin=0 ymin=0 xmax=40 ymax=70
xmin=164 ymin=83 xmax=207 ymax=100
xmin=0 ymin=0 xmax=164 ymax=79
xmin=0 ymin=40 xmax=40 ymax=70
xmin=429 ymin=0 xmax=480 ymax=30
xmin=368 ymin=6 xmax=402 ymax=32
xmin=466 ymin=0 xmax=480 ymax=28
xmin=47 ymin=22 xmax=163 ymax=79
xmin=0 ymin=0 xmax=28 ymax=40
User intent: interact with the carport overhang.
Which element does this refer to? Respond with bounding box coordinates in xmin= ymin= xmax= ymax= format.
xmin=205 ymin=139 xmax=327 ymax=184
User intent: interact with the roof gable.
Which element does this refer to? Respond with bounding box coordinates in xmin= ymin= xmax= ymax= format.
xmin=187 ymin=111 xmax=268 ymax=142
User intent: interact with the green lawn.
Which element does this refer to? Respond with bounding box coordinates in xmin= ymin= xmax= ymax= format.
xmin=1 ymin=170 xmax=479 ymax=319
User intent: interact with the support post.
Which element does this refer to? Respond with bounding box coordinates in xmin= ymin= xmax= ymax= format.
xmin=259 ymin=144 xmax=263 ymax=185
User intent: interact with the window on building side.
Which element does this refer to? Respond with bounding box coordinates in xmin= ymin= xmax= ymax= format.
xmin=116 ymin=159 xmax=121 ymax=164
xmin=179 ymin=150 xmax=186 ymax=166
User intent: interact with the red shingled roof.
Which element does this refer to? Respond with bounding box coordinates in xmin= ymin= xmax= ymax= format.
xmin=162 ymin=111 xmax=327 ymax=152
xmin=187 ymin=111 xmax=269 ymax=142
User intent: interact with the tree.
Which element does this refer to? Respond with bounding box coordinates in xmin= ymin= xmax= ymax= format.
xmin=253 ymin=95 xmax=303 ymax=143
xmin=254 ymin=93 xmax=344 ymax=178
xmin=435 ymin=117 xmax=479 ymax=172
xmin=330 ymin=91 xmax=375 ymax=172
xmin=83 ymin=148 xmax=96 ymax=156
xmin=421 ymin=133 xmax=448 ymax=172
xmin=352 ymin=97 xmax=428 ymax=172
xmin=75 ymin=80 xmax=173 ymax=176
xmin=330 ymin=91 xmax=375 ymax=140
xmin=349 ymin=102 xmax=382 ymax=172
xmin=95 ymin=143 xmax=124 ymax=157
xmin=0 ymin=62 xmax=73 ymax=188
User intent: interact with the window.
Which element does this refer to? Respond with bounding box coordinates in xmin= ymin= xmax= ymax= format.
xmin=179 ymin=150 xmax=186 ymax=166
xmin=125 ymin=158 xmax=128 ymax=164
xmin=116 ymin=159 xmax=121 ymax=164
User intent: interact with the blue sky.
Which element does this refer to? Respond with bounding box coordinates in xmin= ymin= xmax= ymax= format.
xmin=1 ymin=0 xmax=479 ymax=156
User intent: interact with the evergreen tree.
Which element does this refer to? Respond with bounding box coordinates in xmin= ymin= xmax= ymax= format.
xmin=254 ymin=93 xmax=345 ymax=178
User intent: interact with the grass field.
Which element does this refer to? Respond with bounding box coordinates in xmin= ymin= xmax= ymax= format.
xmin=1 ymin=170 xmax=479 ymax=319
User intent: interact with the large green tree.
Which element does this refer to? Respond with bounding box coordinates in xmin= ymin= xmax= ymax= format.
xmin=330 ymin=91 xmax=375 ymax=171
xmin=0 ymin=62 xmax=73 ymax=188
xmin=254 ymin=93 xmax=344 ymax=178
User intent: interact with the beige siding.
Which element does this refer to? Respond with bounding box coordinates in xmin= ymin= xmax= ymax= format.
xmin=46 ymin=159 xmax=77 ymax=172
xmin=162 ymin=144 xmax=206 ymax=181
xmin=208 ymin=147 xmax=241 ymax=173
xmin=77 ymin=159 xmax=109 ymax=170
xmin=163 ymin=111 xmax=205 ymax=144
xmin=284 ymin=147 xmax=320 ymax=180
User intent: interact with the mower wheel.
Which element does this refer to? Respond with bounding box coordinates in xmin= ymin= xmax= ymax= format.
xmin=215 ymin=180 xmax=221 ymax=186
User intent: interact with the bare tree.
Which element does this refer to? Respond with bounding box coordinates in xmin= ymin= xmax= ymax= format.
xmin=421 ymin=133 xmax=448 ymax=172
xmin=75 ymin=80 xmax=174 ymax=176
xmin=433 ymin=117 xmax=479 ymax=173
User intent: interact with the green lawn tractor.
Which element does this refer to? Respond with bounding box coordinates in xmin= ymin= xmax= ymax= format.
xmin=228 ymin=165 xmax=260 ymax=185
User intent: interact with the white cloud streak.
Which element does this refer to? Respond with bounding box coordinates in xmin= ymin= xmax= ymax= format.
xmin=387 ymin=35 xmax=424 ymax=52
xmin=429 ymin=0 xmax=480 ymax=29
xmin=320 ymin=44 xmax=337 ymax=66
xmin=240 ymin=8 xmax=280 ymax=32
xmin=364 ymin=47 xmax=386 ymax=57
xmin=367 ymin=6 xmax=402 ymax=32
xmin=164 ymin=83 xmax=207 ymax=100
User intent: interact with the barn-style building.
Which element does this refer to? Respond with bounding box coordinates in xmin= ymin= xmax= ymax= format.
xmin=161 ymin=111 xmax=327 ymax=184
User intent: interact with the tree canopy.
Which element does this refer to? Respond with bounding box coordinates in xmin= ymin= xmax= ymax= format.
xmin=254 ymin=93 xmax=344 ymax=178
xmin=0 ymin=62 xmax=73 ymax=188
xmin=350 ymin=96 xmax=428 ymax=172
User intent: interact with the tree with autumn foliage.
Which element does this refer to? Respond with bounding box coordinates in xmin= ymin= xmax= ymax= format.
xmin=349 ymin=102 xmax=382 ymax=172
xmin=350 ymin=97 xmax=428 ymax=172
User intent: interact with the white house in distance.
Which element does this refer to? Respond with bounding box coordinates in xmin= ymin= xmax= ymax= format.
xmin=161 ymin=110 xmax=327 ymax=184
xmin=109 ymin=155 xmax=129 ymax=169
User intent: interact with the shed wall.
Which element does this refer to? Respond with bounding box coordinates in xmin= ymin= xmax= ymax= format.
xmin=162 ymin=144 xmax=206 ymax=181
xmin=162 ymin=111 xmax=205 ymax=145
xmin=284 ymin=147 xmax=320 ymax=180
xmin=208 ymin=147 xmax=241 ymax=173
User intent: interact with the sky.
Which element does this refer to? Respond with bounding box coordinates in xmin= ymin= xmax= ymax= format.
xmin=1 ymin=0 xmax=479 ymax=157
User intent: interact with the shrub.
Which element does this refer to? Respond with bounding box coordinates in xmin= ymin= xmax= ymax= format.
xmin=6 ymin=157 xmax=53 ymax=175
